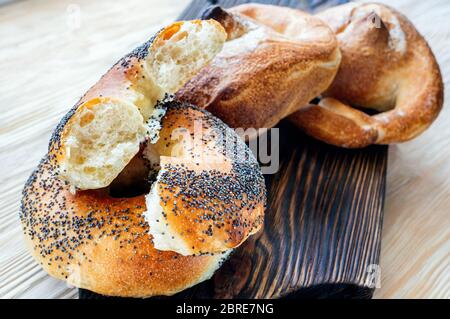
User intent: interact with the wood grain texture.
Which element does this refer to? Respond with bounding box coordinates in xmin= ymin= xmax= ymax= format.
xmin=0 ymin=0 xmax=449 ymax=299
xmin=370 ymin=0 xmax=450 ymax=299
xmin=204 ymin=125 xmax=386 ymax=299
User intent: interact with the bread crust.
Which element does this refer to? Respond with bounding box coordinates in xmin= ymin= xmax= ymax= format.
xmin=22 ymin=19 xmax=265 ymax=296
xmin=20 ymin=156 xmax=229 ymax=298
xmin=289 ymin=2 xmax=444 ymax=147
xmin=48 ymin=27 xmax=165 ymax=174
xmin=176 ymin=4 xmax=341 ymax=130
xmin=151 ymin=103 xmax=265 ymax=255
xmin=48 ymin=20 xmax=227 ymax=188
xmin=21 ymin=102 xmax=266 ymax=297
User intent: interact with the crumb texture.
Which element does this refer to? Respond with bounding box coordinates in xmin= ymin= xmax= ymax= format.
xmin=49 ymin=20 xmax=226 ymax=190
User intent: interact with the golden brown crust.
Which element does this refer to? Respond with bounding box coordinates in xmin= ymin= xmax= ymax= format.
xmin=22 ymin=19 xmax=265 ymax=296
xmin=48 ymin=20 xmax=227 ymax=175
xmin=20 ymin=157 xmax=229 ymax=298
xmin=289 ymin=2 xmax=444 ymax=147
xmin=21 ymin=103 xmax=266 ymax=297
xmin=152 ymin=104 xmax=265 ymax=254
xmin=290 ymin=98 xmax=379 ymax=148
xmin=176 ymin=4 xmax=340 ymax=130
xmin=47 ymin=31 xmax=162 ymax=171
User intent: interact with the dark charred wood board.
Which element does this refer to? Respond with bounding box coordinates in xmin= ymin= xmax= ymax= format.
xmin=79 ymin=0 xmax=387 ymax=299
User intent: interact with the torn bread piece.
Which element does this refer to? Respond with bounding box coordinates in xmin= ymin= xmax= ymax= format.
xmin=49 ymin=20 xmax=226 ymax=190
xmin=142 ymin=102 xmax=266 ymax=256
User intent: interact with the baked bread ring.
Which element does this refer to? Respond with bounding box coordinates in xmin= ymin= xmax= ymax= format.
xmin=21 ymin=101 xmax=265 ymax=297
xmin=289 ymin=2 xmax=444 ymax=148
xmin=20 ymin=156 xmax=230 ymax=298
xmin=176 ymin=4 xmax=341 ymax=132
xmin=21 ymin=20 xmax=266 ymax=297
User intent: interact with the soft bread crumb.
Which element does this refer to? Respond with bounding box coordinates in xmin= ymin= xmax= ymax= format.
xmin=60 ymin=98 xmax=146 ymax=190
xmin=144 ymin=181 xmax=192 ymax=256
xmin=146 ymin=107 xmax=167 ymax=143
xmin=144 ymin=179 xmax=235 ymax=260
xmin=146 ymin=20 xmax=227 ymax=93
xmin=58 ymin=20 xmax=226 ymax=190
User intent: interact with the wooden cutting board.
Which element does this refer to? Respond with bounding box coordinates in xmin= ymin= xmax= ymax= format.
xmin=80 ymin=0 xmax=387 ymax=299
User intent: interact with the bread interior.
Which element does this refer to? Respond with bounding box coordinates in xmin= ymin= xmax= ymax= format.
xmin=60 ymin=20 xmax=226 ymax=190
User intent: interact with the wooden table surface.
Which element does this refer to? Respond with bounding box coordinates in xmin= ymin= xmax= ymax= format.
xmin=0 ymin=0 xmax=448 ymax=299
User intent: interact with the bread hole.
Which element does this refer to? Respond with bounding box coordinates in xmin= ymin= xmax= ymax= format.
xmin=79 ymin=112 xmax=95 ymax=127
xmin=75 ymin=155 xmax=85 ymax=165
xmin=83 ymin=166 xmax=95 ymax=174
xmin=312 ymin=97 xmax=391 ymax=115
xmin=146 ymin=20 xmax=226 ymax=93
xmin=169 ymin=47 xmax=182 ymax=60
xmin=161 ymin=23 xmax=182 ymax=40
xmin=108 ymin=151 xmax=154 ymax=198
xmin=155 ymin=53 xmax=163 ymax=63
xmin=355 ymin=106 xmax=383 ymax=115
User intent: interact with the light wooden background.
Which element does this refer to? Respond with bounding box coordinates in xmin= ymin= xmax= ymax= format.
xmin=0 ymin=0 xmax=448 ymax=299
